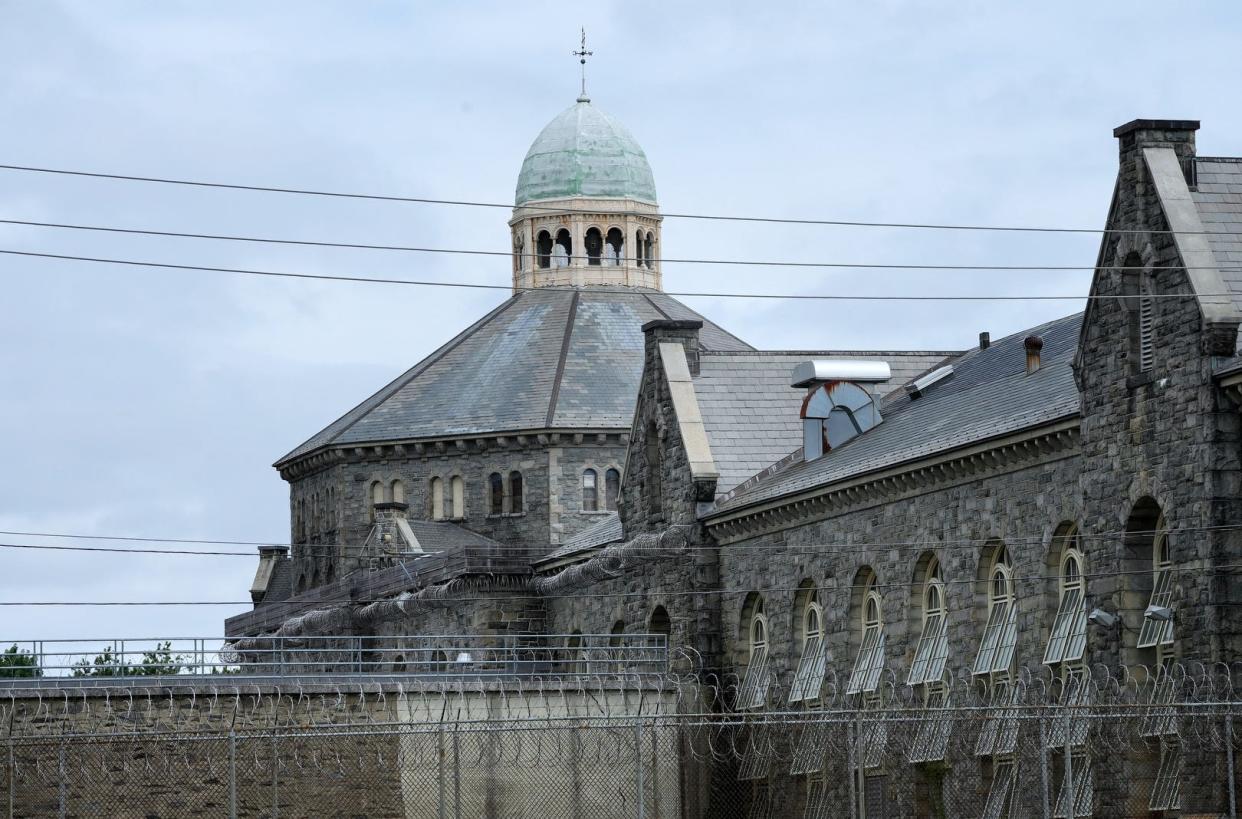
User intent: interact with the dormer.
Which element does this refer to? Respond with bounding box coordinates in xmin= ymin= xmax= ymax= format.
xmin=792 ymin=360 xmax=890 ymax=461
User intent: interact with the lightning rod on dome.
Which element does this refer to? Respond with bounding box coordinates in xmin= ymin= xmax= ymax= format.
xmin=572 ymin=27 xmax=593 ymax=103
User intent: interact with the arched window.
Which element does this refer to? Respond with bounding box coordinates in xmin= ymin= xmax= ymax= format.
xmin=644 ymin=232 xmax=654 ymax=269
xmin=847 ymin=578 xmax=885 ymax=695
xmin=649 ymin=605 xmax=671 ymax=640
xmin=646 ymin=422 xmax=662 ymax=515
xmin=488 ymin=472 xmax=504 ymax=516
xmin=553 ymin=229 xmax=572 ymax=268
xmin=450 ymin=476 xmax=465 ymax=519
xmin=514 ymin=234 xmax=525 ymax=273
xmin=908 ymin=557 xmax=949 ymax=688
xmin=430 ymin=477 xmax=445 ymax=521
xmin=605 ymin=228 xmax=623 ymax=266
xmin=508 ymin=471 xmax=524 ymax=514
xmin=789 ymin=585 xmax=827 ymax=703
xmin=536 ymin=230 xmax=552 ymax=269
xmin=565 ymin=630 xmax=585 ymax=674
xmin=1044 ymin=526 xmax=1088 ymax=669
xmin=1138 ymin=514 xmax=1175 ymax=665
xmin=974 ymin=545 xmax=1017 ymax=676
xmin=582 ymin=469 xmax=598 ymax=512
xmin=391 ymin=480 xmax=404 ymax=505
xmin=584 ymin=227 xmax=603 ymax=266
xmin=370 ymin=481 xmax=384 ymax=521
xmin=738 ymin=599 xmax=770 ymax=710
xmin=604 ymin=468 xmax=621 ymax=511
xmin=635 ymin=229 xmax=644 ymax=266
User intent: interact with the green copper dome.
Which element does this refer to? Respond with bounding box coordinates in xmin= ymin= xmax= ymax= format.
xmin=515 ymin=99 xmax=657 ymax=206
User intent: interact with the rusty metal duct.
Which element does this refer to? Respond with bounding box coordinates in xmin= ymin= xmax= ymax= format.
xmin=790 ymin=359 xmax=892 ymax=388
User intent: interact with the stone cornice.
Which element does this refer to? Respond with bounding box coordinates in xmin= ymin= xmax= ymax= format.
xmin=705 ymin=416 xmax=1081 ymax=544
xmin=279 ymin=428 xmax=630 ymax=481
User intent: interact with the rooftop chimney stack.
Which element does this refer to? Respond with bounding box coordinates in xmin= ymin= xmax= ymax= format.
xmin=979 ymin=332 xmax=990 ymax=350
xmin=1024 ymin=336 xmax=1043 ymax=375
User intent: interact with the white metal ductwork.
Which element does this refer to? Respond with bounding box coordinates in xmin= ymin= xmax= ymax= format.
xmin=790 ymin=359 xmax=892 ymax=389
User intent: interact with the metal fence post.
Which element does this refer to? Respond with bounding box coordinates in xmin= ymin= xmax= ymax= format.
xmin=1228 ymin=713 xmax=1237 ymax=819
xmin=228 ymin=731 xmax=237 ymax=819
xmin=1062 ymin=705 xmax=1074 ymax=819
xmin=852 ymin=710 xmax=862 ymax=819
xmin=1038 ymin=716 xmax=1050 ymax=819
xmin=437 ymin=722 xmax=446 ymax=819
xmin=272 ymin=730 xmax=279 ymax=819
xmin=57 ymin=740 xmax=66 ymax=819
xmin=635 ymin=718 xmax=646 ymax=819
xmin=7 ymin=733 xmax=13 ymax=819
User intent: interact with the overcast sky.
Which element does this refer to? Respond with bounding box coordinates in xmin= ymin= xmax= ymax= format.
xmin=2 ymin=2 xmax=1240 ymax=654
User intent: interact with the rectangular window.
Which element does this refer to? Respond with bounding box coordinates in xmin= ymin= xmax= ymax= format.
xmin=1043 ymin=588 xmax=1087 ymax=665
xmin=974 ymin=600 xmax=1017 ymax=675
xmin=737 ymin=645 xmax=771 ymax=710
xmin=907 ymin=687 xmax=953 ymax=764
xmin=1046 ymin=672 xmax=1091 ymax=749
xmin=976 ymin=681 xmax=1021 ymax=757
xmin=1148 ymin=740 xmax=1182 ymax=812
xmin=788 ymin=635 xmax=827 ymax=703
xmin=846 ymin=628 xmax=885 ymax=694
xmin=907 ymin=612 xmax=949 ymax=685
xmin=804 ymin=774 xmax=831 ymax=819
xmin=738 ymin=727 xmax=771 ymax=782
xmin=1136 ymin=569 xmax=1175 ymax=649
xmin=790 ymin=720 xmax=830 ymax=776
xmin=981 ymin=759 xmax=1017 ymax=819
xmin=1052 ymin=753 xmax=1093 ymax=818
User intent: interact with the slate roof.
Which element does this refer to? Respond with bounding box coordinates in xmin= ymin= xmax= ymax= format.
xmin=1191 ymin=157 xmax=1242 ymax=350
xmin=403 ymin=520 xmax=507 ymax=554
xmin=694 ymin=350 xmax=957 ymax=495
xmin=711 ymin=313 xmax=1083 ymax=513
xmin=277 ymin=287 xmax=751 ymax=466
xmin=538 ymin=513 xmax=622 ymax=564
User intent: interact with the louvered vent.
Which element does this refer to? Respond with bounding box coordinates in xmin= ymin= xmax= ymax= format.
xmin=1139 ymin=295 xmax=1155 ymax=372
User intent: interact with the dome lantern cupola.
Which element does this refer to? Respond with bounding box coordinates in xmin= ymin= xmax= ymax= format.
xmin=510 ymin=97 xmax=662 ymax=291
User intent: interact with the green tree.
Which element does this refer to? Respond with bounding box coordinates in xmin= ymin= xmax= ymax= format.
xmin=72 ymin=642 xmax=185 ymax=677
xmin=0 ymin=644 xmax=41 ymax=678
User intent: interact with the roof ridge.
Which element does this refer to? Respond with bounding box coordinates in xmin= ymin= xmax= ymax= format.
xmin=699 ymin=349 xmax=963 ymax=357
xmin=1197 ymin=156 xmax=1242 ymax=163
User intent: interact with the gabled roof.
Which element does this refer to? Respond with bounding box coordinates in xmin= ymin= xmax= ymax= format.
xmin=1191 ymin=156 xmax=1242 ymax=344
xmin=693 ymin=350 xmax=957 ymax=496
xmin=276 ymin=287 xmax=750 ymax=467
xmin=538 ymin=512 xmax=622 ymax=565
xmin=710 ymin=313 xmax=1083 ymax=514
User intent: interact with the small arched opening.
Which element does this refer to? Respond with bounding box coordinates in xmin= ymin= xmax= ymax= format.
xmin=488 ymin=472 xmax=504 ymax=516
xmin=508 ymin=471 xmax=524 ymax=514
xmin=605 ymin=228 xmax=624 ymax=265
xmin=553 ymin=229 xmax=572 ymax=268
xmin=536 ymin=230 xmax=553 ymax=269
xmin=584 ymin=227 xmax=603 ymax=266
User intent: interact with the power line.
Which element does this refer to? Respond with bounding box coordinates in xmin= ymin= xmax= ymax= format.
xmin=2 ymin=248 xmax=1232 ymax=302
xmin=0 ymin=217 xmax=1225 ymax=273
xmin=0 ymin=163 xmax=1219 ymax=237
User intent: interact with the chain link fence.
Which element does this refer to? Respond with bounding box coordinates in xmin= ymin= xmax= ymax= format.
xmin=1 ymin=704 xmax=1239 ymax=817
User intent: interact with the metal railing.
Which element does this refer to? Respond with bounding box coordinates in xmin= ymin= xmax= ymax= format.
xmin=0 ymin=633 xmax=669 ymax=684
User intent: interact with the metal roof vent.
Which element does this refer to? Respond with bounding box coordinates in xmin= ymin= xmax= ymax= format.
xmin=790 ymin=359 xmax=891 ymax=388
xmin=905 ymin=365 xmax=954 ymax=400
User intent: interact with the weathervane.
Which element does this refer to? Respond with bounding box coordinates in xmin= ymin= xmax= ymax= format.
xmin=572 ymin=27 xmax=593 ymax=101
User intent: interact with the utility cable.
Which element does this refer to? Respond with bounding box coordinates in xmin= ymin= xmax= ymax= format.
xmin=0 ymin=163 xmax=1224 ymax=237
xmin=2 ymin=248 xmax=1235 ymax=301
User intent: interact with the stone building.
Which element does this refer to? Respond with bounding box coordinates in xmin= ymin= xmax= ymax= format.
xmin=228 ymin=111 xmax=1242 ymax=816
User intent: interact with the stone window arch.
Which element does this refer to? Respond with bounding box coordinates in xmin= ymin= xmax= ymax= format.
xmin=604 ymin=467 xmax=621 ymax=511
xmin=450 ymin=475 xmax=465 ymax=519
xmin=1043 ymin=523 xmax=1088 ymax=672
xmin=584 ymin=226 xmax=603 ymax=266
xmin=649 ymin=605 xmax=671 ymax=641
xmin=429 ymin=477 xmax=445 ymax=521
xmin=737 ymin=594 xmax=770 ymax=710
xmin=789 ymin=580 xmax=827 ymax=703
xmin=644 ymin=231 xmax=655 ymax=269
xmin=370 ymin=481 xmax=384 ymax=521
xmin=536 ymin=230 xmax=553 ymax=269
xmin=973 ymin=542 xmax=1017 ymax=678
xmin=908 ymin=554 xmax=949 ymax=689
xmin=553 ymin=229 xmax=571 ymax=268
xmin=582 ymin=468 xmax=599 ymax=512
xmin=488 ymin=472 xmax=504 ymax=516
xmin=847 ymin=569 xmax=885 ymax=696
xmin=605 ymin=227 xmax=623 ymax=265
xmin=391 ymin=480 xmax=404 ymax=505
xmin=508 ymin=471 xmax=524 ymax=514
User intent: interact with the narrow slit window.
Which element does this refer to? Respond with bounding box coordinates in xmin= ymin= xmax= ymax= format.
xmin=488 ymin=472 xmax=503 ymax=516
xmin=604 ymin=468 xmax=620 ymax=511
xmin=430 ymin=477 xmax=444 ymax=521
xmin=508 ymin=471 xmax=523 ymax=514
xmin=450 ymin=475 xmax=464 ymax=518
xmin=1138 ymin=522 xmax=1174 ymax=650
xmin=582 ymin=468 xmax=598 ymax=512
